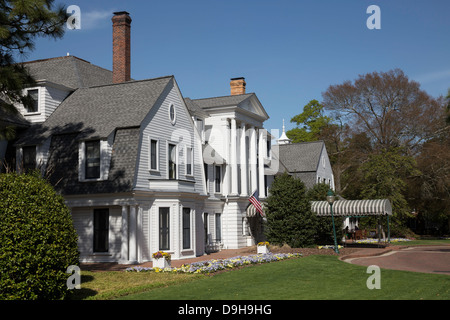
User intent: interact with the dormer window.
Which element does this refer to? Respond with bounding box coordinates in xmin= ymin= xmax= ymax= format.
xmin=26 ymin=89 xmax=39 ymax=113
xmin=79 ymin=139 xmax=111 ymax=181
xmin=85 ymin=140 xmax=101 ymax=179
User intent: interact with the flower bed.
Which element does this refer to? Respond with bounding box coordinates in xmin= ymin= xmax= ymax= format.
xmin=125 ymin=253 xmax=301 ymax=274
xmin=354 ymin=238 xmax=412 ymax=244
xmin=317 ymin=245 xmax=343 ymax=250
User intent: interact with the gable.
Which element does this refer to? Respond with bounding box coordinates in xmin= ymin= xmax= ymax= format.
xmin=191 ymin=93 xmax=269 ymax=121
xmin=278 ymin=141 xmax=324 ymax=172
xmin=237 ymin=94 xmax=269 ymax=120
xmin=134 ymin=78 xmax=206 ymax=194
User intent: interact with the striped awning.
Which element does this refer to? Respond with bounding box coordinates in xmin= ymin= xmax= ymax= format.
xmin=311 ymin=199 xmax=392 ymax=217
xmin=246 ymin=203 xmax=266 ymax=217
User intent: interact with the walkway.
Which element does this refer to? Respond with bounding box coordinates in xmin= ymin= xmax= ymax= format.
xmin=342 ymin=245 xmax=450 ymax=275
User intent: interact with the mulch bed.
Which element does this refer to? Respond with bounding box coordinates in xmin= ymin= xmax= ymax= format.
xmin=270 ymin=246 xmax=361 ymax=257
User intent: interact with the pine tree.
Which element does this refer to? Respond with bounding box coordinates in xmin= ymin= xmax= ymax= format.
xmin=0 ymin=0 xmax=67 ymax=139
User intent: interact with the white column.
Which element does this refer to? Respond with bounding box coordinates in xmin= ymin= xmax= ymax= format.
xmin=120 ymin=205 xmax=129 ymax=263
xmin=249 ymin=126 xmax=257 ymax=194
xmin=240 ymin=123 xmax=248 ymax=196
xmin=230 ymin=118 xmax=238 ymax=195
xmin=129 ymin=205 xmax=137 ymax=263
xmin=223 ymin=120 xmax=230 ymax=196
xmin=258 ymin=128 xmax=266 ymax=198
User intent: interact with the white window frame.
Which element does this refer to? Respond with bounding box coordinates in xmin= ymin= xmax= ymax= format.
xmin=186 ymin=146 xmax=193 ymax=176
xmin=214 ymin=165 xmax=222 ymax=194
xmin=79 ymin=139 xmax=109 ymax=182
xmin=24 ymin=87 xmax=41 ymax=115
xmin=182 ymin=207 xmax=192 ymax=250
xmin=167 ymin=142 xmax=178 ymax=180
xmin=158 ymin=206 xmax=171 ymax=251
xmin=215 ymin=212 xmax=222 ymax=243
xmin=149 ymin=137 xmax=159 ymax=172
xmin=168 ymin=103 xmax=176 ymax=125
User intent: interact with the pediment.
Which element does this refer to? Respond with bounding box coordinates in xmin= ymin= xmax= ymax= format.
xmin=237 ymin=95 xmax=269 ymax=120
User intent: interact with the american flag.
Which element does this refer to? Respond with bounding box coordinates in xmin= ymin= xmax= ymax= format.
xmin=249 ymin=189 xmax=265 ymax=217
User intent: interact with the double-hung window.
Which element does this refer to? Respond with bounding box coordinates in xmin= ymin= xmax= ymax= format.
xmin=159 ymin=207 xmax=170 ymax=250
xmin=214 ymin=165 xmax=221 ymax=193
xmin=215 ymin=213 xmax=222 ymax=242
xmin=150 ymin=139 xmax=159 ymax=171
xmin=168 ymin=143 xmax=177 ymax=180
xmin=26 ymin=89 xmax=39 ymax=113
xmin=186 ymin=147 xmax=193 ymax=176
xmin=93 ymin=209 xmax=109 ymax=253
xmin=85 ymin=140 xmax=101 ymax=179
xmin=22 ymin=146 xmax=37 ymax=173
xmin=182 ymin=208 xmax=191 ymax=249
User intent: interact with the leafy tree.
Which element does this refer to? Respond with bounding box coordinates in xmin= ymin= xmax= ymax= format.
xmin=357 ymin=148 xmax=420 ymax=235
xmin=265 ymin=172 xmax=318 ymax=247
xmin=322 ymin=69 xmax=443 ymax=154
xmin=407 ymin=102 xmax=450 ymax=235
xmin=446 ymin=89 xmax=450 ymax=124
xmin=286 ymin=99 xmax=332 ymax=143
xmin=307 ymin=183 xmax=344 ymax=244
xmin=0 ymin=172 xmax=79 ymax=300
xmin=0 ymin=0 xmax=67 ymax=139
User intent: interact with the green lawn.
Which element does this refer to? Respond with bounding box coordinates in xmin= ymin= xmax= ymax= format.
xmin=119 ymin=255 xmax=449 ymax=300
xmin=69 ymin=271 xmax=203 ymax=300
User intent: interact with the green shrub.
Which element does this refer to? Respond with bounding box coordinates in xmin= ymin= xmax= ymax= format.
xmin=265 ymin=172 xmax=318 ymax=247
xmin=0 ymin=172 xmax=79 ymax=300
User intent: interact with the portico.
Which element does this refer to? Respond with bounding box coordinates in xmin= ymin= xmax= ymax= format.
xmin=193 ymin=80 xmax=270 ymax=249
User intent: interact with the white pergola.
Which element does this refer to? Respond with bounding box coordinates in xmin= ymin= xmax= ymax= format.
xmin=311 ymin=199 xmax=393 ymax=242
xmin=311 ymin=199 xmax=392 ymax=217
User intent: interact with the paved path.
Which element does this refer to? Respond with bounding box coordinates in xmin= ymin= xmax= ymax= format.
xmin=342 ymin=245 xmax=450 ymax=275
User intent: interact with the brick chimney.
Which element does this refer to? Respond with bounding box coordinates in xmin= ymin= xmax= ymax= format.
xmin=112 ymin=11 xmax=132 ymax=83
xmin=230 ymin=77 xmax=246 ymax=95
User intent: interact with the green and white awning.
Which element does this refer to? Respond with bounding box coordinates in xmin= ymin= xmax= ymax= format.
xmin=311 ymin=199 xmax=392 ymax=217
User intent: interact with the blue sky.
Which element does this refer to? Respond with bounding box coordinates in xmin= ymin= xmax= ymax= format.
xmin=22 ymin=0 xmax=450 ymax=134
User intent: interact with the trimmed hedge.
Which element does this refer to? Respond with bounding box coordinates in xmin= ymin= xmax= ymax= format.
xmin=0 ymin=172 xmax=79 ymax=300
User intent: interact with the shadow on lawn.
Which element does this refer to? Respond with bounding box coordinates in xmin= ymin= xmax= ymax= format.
xmin=66 ymin=274 xmax=97 ymax=300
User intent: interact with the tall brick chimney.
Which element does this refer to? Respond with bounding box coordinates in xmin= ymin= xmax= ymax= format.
xmin=230 ymin=77 xmax=246 ymax=95
xmin=112 ymin=11 xmax=132 ymax=84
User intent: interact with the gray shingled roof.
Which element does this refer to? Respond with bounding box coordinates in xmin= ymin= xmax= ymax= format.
xmin=47 ymin=127 xmax=140 ymax=195
xmin=0 ymin=99 xmax=29 ymax=127
xmin=192 ymin=93 xmax=254 ymax=109
xmin=23 ymin=56 xmax=113 ymax=89
xmin=184 ymin=97 xmax=209 ymax=118
xmin=16 ymin=76 xmax=173 ymax=145
xmin=278 ymin=141 xmax=325 ymax=172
